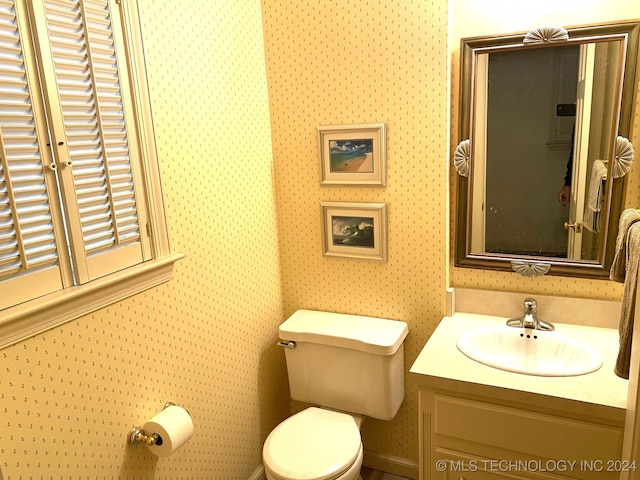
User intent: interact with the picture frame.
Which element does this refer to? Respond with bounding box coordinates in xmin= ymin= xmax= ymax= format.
xmin=317 ymin=123 xmax=386 ymax=186
xmin=321 ymin=202 xmax=388 ymax=263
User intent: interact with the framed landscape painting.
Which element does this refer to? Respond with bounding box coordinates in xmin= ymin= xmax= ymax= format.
xmin=317 ymin=124 xmax=386 ymax=186
xmin=321 ymin=202 xmax=388 ymax=262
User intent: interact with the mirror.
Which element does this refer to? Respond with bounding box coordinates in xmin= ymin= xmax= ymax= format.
xmin=455 ymin=21 xmax=639 ymax=278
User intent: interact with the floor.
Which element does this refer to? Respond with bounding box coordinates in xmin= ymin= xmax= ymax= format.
xmin=360 ymin=467 xmax=412 ymax=480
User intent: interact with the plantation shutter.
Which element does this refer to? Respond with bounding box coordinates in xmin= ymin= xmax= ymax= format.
xmin=32 ymin=0 xmax=149 ymax=284
xmin=0 ymin=0 xmax=68 ymax=309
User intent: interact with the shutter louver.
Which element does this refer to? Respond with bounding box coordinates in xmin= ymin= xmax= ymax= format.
xmin=43 ymin=0 xmax=144 ymax=281
xmin=0 ymin=0 xmax=174 ymax=345
xmin=0 ymin=0 xmax=64 ymax=308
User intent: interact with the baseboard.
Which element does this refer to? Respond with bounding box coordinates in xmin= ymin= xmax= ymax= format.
xmin=363 ymin=449 xmax=419 ymax=479
xmin=248 ymin=464 xmax=266 ymax=480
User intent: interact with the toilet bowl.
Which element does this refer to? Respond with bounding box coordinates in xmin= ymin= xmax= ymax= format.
xmin=263 ymin=407 xmax=364 ymax=480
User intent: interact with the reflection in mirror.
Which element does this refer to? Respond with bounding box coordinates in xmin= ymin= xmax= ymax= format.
xmin=456 ymin=21 xmax=639 ymax=278
xmin=476 ymin=41 xmax=619 ymax=260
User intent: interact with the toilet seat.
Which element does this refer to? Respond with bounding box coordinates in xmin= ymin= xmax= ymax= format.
xmin=263 ymin=407 xmax=362 ymax=480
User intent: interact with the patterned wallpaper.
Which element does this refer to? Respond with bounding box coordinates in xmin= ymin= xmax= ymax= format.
xmin=0 ymin=0 xmax=288 ymax=478
xmin=1 ymin=0 xmax=639 ymax=479
xmin=449 ymin=0 xmax=640 ymax=301
xmin=262 ymin=0 xmax=449 ymax=465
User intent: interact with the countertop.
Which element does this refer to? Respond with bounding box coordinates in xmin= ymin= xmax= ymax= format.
xmin=410 ymin=313 xmax=629 ymax=421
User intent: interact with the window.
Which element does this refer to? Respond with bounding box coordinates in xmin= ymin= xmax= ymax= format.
xmin=0 ymin=0 xmax=181 ymax=348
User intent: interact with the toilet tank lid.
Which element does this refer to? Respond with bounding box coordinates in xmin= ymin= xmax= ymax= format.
xmin=279 ymin=310 xmax=408 ymax=355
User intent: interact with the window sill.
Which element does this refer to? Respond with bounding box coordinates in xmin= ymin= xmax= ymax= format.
xmin=0 ymin=253 xmax=184 ymax=350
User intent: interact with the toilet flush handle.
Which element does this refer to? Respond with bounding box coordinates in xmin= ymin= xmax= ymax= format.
xmin=277 ymin=340 xmax=296 ymax=349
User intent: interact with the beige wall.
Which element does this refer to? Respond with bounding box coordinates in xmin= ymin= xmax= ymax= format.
xmin=262 ymin=0 xmax=449 ymax=465
xmin=0 ymin=1 xmax=289 ymax=478
xmin=450 ymin=0 xmax=640 ymax=300
xmin=1 ymin=0 xmax=640 ymax=478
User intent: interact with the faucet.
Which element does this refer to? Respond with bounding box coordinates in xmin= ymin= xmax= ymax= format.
xmin=506 ymin=297 xmax=555 ymax=331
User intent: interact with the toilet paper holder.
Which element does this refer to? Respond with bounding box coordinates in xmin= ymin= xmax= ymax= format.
xmin=128 ymin=402 xmax=176 ymax=447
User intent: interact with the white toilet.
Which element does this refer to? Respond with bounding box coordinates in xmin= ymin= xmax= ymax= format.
xmin=262 ymin=309 xmax=409 ymax=480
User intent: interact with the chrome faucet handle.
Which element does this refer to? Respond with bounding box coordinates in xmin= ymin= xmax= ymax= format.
xmin=523 ymin=297 xmax=555 ymax=331
xmin=506 ymin=317 xmax=523 ymax=328
xmin=523 ymin=297 xmax=537 ymax=315
xmin=522 ymin=297 xmax=537 ymax=328
xmin=536 ymin=319 xmax=555 ymax=331
xmin=507 ymin=297 xmax=551 ymax=330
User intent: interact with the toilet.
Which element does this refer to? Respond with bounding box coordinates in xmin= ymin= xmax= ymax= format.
xmin=262 ymin=309 xmax=409 ymax=480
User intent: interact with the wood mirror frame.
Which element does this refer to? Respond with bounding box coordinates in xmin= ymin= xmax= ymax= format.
xmin=455 ymin=21 xmax=639 ymax=278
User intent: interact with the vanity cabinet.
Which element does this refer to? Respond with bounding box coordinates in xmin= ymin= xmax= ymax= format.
xmin=411 ymin=313 xmax=629 ymax=480
xmin=418 ymin=387 xmax=625 ymax=480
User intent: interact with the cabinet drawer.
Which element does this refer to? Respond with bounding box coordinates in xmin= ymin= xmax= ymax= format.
xmin=434 ymin=395 xmax=622 ymax=461
xmin=434 ymin=448 xmax=581 ymax=480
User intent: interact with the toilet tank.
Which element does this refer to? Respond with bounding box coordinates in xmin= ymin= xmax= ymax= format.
xmin=279 ymin=310 xmax=409 ymax=421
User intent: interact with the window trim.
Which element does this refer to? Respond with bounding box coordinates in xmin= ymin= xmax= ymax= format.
xmin=0 ymin=0 xmax=182 ymax=350
xmin=118 ymin=0 xmax=173 ymax=260
xmin=0 ymin=253 xmax=183 ymax=350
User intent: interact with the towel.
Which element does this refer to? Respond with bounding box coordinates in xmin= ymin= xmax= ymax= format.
xmin=610 ymin=209 xmax=640 ymax=379
xmin=609 ymin=208 xmax=640 ymax=282
xmin=583 ymin=159 xmax=607 ymax=233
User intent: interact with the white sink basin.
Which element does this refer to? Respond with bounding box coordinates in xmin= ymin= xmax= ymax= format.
xmin=456 ymin=327 xmax=603 ymax=377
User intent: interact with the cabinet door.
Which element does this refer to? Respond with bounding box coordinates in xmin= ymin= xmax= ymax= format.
xmin=418 ymin=389 xmax=625 ymax=480
xmin=434 ymin=395 xmax=622 ymax=462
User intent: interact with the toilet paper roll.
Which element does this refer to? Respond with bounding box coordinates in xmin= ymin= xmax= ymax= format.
xmin=143 ymin=405 xmax=194 ymax=457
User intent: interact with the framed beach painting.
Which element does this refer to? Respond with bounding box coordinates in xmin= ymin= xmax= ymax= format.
xmin=318 ymin=123 xmax=386 ymax=186
xmin=321 ymin=202 xmax=388 ymax=263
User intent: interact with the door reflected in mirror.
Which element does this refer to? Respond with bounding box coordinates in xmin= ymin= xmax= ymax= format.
xmin=456 ymin=21 xmax=639 ymax=278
